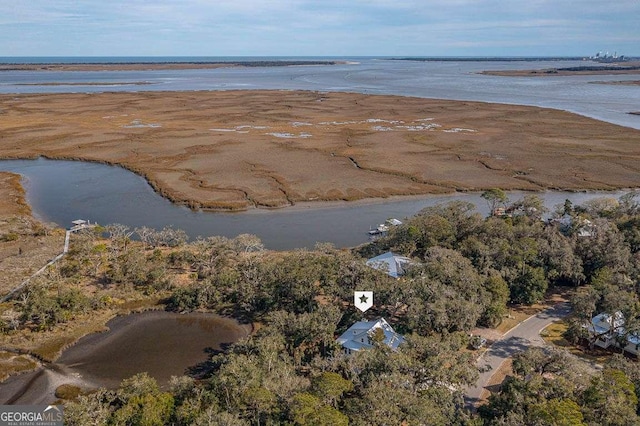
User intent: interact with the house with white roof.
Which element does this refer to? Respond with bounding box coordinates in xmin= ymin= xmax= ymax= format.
xmin=336 ymin=317 xmax=405 ymax=355
xmin=366 ymin=252 xmax=412 ymax=278
xmin=585 ymin=311 xmax=640 ymax=355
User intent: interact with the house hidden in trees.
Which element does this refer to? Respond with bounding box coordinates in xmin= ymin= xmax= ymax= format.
xmin=366 ymin=251 xmax=412 ymax=278
xmin=585 ymin=311 xmax=640 ymax=356
xmin=336 ymin=318 xmax=405 ymax=355
xmin=549 ymin=214 xmax=595 ymax=237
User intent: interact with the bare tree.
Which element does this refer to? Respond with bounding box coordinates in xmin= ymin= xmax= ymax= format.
xmin=233 ymin=234 xmax=264 ymax=254
xmin=135 ymin=226 xmax=155 ymax=249
xmin=1 ymin=309 xmax=21 ymax=330
xmin=105 ymin=224 xmax=134 ymax=254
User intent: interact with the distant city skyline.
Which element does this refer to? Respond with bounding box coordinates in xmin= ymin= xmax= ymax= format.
xmin=1 ymin=0 xmax=638 ymax=57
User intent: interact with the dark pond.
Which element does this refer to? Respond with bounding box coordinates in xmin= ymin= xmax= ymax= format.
xmin=0 ymin=312 xmax=248 ymax=404
xmin=57 ymin=312 xmax=247 ymax=387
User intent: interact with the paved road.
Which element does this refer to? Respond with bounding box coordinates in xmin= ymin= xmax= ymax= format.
xmin=464 ymin=302 xmax=572 ymax=408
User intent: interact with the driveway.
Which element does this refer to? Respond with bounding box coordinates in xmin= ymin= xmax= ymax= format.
xmin=464 ymin=302 xmax=572 ymax=408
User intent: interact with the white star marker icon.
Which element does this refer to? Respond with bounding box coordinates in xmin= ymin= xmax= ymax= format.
xmin=354 ymin=291 xmax=373 ymax=312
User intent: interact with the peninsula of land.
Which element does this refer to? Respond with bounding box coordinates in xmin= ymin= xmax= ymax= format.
xmin=1 ymin=90 xmax=639 ymax=211
xmin=0 ymin=172 xmax=63 ymax=296
xmin=592 ymin=80 xmax=640 ymax=86
xmin=0 ymin=60 xmax=339 ymax=72
xmin=481 ymin=64 xmax=640 ymax=77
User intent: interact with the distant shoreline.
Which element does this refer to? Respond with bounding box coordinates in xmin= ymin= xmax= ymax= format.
xmin=480 ymin=64 xmax=640 ymax=77
xmin=393 ymin=57 xmax=586 ymax=62
xmin=591 ymin=80 xmax=640 ymax=86
xmin=0 ymin=60 xmax=342 ymax=72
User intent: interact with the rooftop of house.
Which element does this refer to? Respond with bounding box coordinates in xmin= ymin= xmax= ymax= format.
xmin=336 ymin=317 xmax=405 ymax=352
xmin=366 ymin=251 xmax=413 ymax=278
xmin=586 ymin=311 xmax=640 ymax=345
xmin=588 ymin=311 xmax=625 ymax=335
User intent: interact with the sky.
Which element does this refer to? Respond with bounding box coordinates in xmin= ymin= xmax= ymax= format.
xmin=1 ymin=0 xmax=638 ymax=57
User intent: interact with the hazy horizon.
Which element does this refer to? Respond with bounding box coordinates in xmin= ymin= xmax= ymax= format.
xmin=1 ymin=1 xmax=638 ymax=57
xmin=0 ymin=55 xmax=635 ymax=63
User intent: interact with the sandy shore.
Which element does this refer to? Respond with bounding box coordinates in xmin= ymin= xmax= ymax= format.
xmin=0 ymin=364 xmax=97 ymax=405
xmin=1 ymin=90 xmax=640 ymax=211
xmin=0 ymin=61 xmax=339 ymax=72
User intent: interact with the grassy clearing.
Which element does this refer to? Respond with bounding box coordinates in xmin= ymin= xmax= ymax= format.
xmin=541 ymin=320 xmax=610 ymax=365
xmin=540 ymin=320 xmax=570 ymax=346
xmin=496 ymin=309 xmax=533 ymax=334
xmin=116 ymin=296 xmax=166 ymax=312
xmin=0 ymin=351 xmax=38 ymax=381
xmin=54 ymin=384 xmax=84 ymax=400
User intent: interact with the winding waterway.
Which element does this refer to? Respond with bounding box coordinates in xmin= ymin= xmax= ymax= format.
xmin=0 ymin=158 xmax=633 ymax=250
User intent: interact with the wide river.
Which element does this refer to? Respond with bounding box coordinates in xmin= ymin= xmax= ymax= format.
xmin=0 ymin=58 xmax=638 ymax=248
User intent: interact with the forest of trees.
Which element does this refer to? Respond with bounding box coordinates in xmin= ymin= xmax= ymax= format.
xmin=2 ymin=191 xmax=640 ymax=424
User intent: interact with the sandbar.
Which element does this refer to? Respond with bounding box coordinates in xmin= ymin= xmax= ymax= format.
xmin=591 ymin=80 xmax=640 ymax=86
xmin=15 ymin=81 xmax=156 ymax=86
xmin=1 ymin=90 xmax=639 ymax=211
xmin=481 ymin=64 xmax=640 ymax=77
xmin=0 ymin=61 xmax=339 ymax=72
